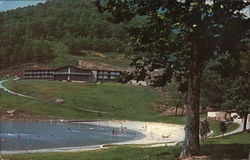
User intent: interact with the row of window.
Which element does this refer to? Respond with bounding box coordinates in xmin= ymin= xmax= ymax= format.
xmin=97 ymin=75 xmax=117 ymax=79
xmin=25 ymin=75 xmax=54 ymax=78
xmin=54 ymin=72 xmax=90 ymax=75
xmin=98 ymin=71 xmax=120 ymax=75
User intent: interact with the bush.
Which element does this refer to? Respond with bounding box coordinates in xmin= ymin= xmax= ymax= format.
xmin=200 ymin=119 xmax=210 ymax=139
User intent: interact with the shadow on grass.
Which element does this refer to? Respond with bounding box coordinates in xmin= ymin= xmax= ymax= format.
xmin=201 ymin=144 xmax=250 ymax=160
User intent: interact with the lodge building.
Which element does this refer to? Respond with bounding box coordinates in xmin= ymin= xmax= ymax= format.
xmin=23 ymin=69 xmax=55 ymax=79
xmin=22 ymin=65 xmax=122 ymax=82
xmin=54 ymin=66 xmax=92 ymax=81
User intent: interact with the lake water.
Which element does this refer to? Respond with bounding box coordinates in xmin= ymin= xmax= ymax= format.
xmin=0 ymin=121 xmax=142 ymax=151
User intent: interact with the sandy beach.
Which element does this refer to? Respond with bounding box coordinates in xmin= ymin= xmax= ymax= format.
xmin=77 ymin=121 xmax=185 ymax=146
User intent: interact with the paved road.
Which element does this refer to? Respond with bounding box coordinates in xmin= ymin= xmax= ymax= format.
xmin=0 ymin=78 xmax=36 ymax=99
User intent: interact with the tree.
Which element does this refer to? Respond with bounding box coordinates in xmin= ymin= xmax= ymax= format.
xmin=220 ymin=121 xmax=227 ymax=135
xmin=223 ymin=76 xmax=250 ymax=132
xmin=164 ymin=78 xmax=187 ymax=116
xmin=223 ymin=51 xmax=250 ymax=132
xmin=200 ymin=119 xmax=210 ymax=140
xmin=96 ymin=0 xmax=250 ymax=157
xmin=200 ymin=70 xmax=224 ymax=108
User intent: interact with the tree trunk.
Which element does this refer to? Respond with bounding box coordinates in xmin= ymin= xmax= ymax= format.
xmin=180 ymin=47 xmax=202 ymax=158
xmin=243 ymin=113 xmax=248 ymax=132
xmin=175 ymin=106 xmax=178 ymax=116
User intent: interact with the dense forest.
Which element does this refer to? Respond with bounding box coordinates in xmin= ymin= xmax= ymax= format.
xmin=0 ymin=0 xmax=141 ymax=70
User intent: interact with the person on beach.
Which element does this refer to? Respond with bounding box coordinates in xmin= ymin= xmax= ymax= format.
xmin=162 ymin=134 xmax=170 ymax=138
xmin=17 ymin=133 xmax=21 ymax=138
xmin=120 ymin=121 xmax=123 ymax=131
xmin=142 ymin=125 xmax=147 ymax=131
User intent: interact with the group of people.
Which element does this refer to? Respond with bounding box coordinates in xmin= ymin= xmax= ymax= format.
xmin=0 ymin=133 xmax=41 ymax=142
xmin=111 ymin=123 xmax=128 ymax=135
xmin=17 ymin=133 xmax=41 ymax=140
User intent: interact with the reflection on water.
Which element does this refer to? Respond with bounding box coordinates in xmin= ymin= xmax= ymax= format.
xmin=0 ymin=121 xmax=141 ymax=151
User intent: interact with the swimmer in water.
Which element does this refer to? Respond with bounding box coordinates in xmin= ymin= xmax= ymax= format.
xmin=1 ymin=138 xmax=6 ymax=142
xmin=124 ymin=127 xmax=128 ymax=134
xmin=17 ymin=133 xmax=21 ymax=138
xmin=112 ymin=128 xmax=116 ymax=135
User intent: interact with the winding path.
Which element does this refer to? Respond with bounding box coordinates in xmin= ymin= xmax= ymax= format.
xmin=0 ymin=78 xmax=106 ymax=114
xmin=0 ymin=78 xmax=36 ymax=99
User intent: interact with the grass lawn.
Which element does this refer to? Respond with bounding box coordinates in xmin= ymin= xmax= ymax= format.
xmin=0 ymin=77 xmax=14 ymax=80
xmin=201 ymin=132 xmax=250 ymax=159
xmin=0 ymin=91 xmax=97 ymax=120
xmin=209 ymin=120 xmax=240 ymax=136
xmin=1 ymin=79 xmax=186 ymax=124
xmin=3 ymin=132 xmax=250 ymax=160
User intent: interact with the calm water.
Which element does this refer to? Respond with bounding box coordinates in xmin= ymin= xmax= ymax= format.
xmin=0 ymin=121 xmax=142 ymax=151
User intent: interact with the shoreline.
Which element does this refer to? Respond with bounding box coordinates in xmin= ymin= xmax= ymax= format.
xmin=0 ymin=120 xmax=185 ymax=155
xmin=76 ymin=120 xmax=184 ymax=145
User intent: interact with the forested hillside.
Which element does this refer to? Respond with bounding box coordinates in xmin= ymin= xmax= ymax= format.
xmin=0 ymin=0 xmax=140 ymax=70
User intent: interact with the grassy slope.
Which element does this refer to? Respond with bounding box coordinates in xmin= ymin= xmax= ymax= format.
xmin=209 ymin=120 xmax=240 ymax=136
xmin=2 ymin=80 xmax=242 ymax=127
xmin=3 ymin=132 xmax=250 ymax=160
xmin=2 ymin=79 xmax=186 ymax=123
xmin=0 ymin=91 xmax=97 ymax=120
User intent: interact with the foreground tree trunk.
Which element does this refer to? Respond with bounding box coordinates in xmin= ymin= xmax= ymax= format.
xmin=243 ymin=113 xmax=248 ymax=132
xmin=175 ymin=106 xmax=178 ymax=116
xmin=182 ymin=106 xmax=184 ymax=116
xmin=180 ymin=49 xmax=202 ymax=158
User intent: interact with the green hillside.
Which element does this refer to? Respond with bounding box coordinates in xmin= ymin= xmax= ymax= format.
xmin=1 ymin=79 xmax=186 ymax=123
xmin=0 ymin=0 xmax=143 ymax=70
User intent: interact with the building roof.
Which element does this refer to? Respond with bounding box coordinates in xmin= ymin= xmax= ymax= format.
xmin=55 ymin=65 xmax=92 ymax=71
